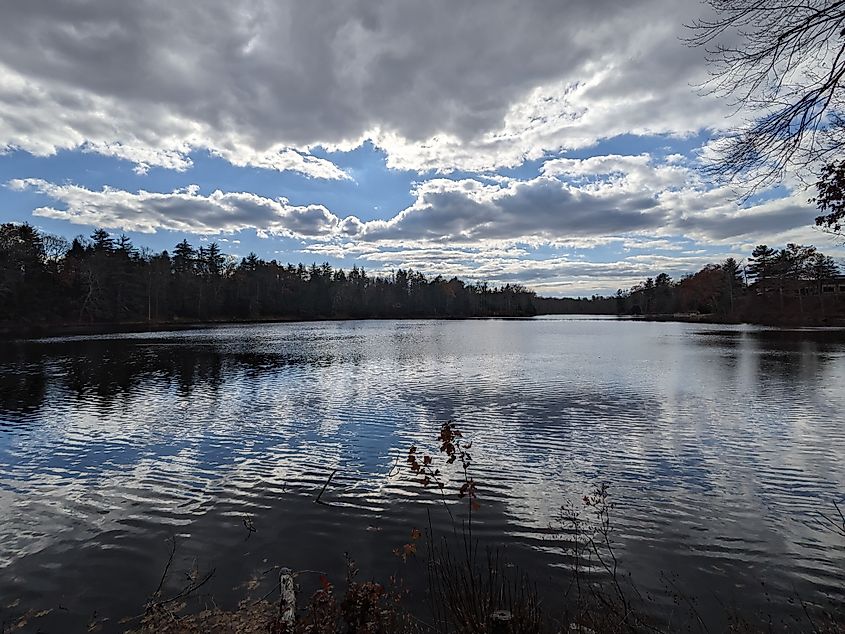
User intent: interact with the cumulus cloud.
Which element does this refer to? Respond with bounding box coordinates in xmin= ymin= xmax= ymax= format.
xmin=13 ymin=143 xmax=839 ymax=295
xmin=9 ymin=179 xmax=344 ymax=238
xmin=10 ymin=151 xmax=825 ymax=251
xmin=343 ymin=155 xmax=820 ymax=249
xmin=6 ymin=1 xmax=836 ymax=296
xmin=0 ymin=0 xmax=728 ymax=175
xmin=541 ymin=154 xmax=690 ymax=191
xmin=357 ymin=176 xmax=663 ymax=242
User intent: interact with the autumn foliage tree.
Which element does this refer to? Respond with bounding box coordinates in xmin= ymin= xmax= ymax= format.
xmin=600 ymin=244 xmax=841 ymax=323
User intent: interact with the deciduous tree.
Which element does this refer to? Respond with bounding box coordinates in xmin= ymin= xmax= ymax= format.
xmin=687 ymin=1 xmax=845 ymax=191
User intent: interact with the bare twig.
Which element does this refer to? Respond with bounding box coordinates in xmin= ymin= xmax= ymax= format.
xmin=154 ymin=569 xmax=216 ymax=607
xmin=315 ymin=468 xmax=338 ymax=505
xmin=153 ymin=537 xmax=177 ymax=598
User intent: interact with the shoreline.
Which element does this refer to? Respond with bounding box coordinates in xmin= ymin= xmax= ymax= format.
xmin=0 ymin=314 xmax=538 ymax=341
xmin=628 ymin=312 xmax=845 ymax=328
xmin=3 ymin=311 xmax=845 ymax=341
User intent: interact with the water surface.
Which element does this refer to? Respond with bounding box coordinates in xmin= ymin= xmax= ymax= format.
xmin=1 ymin=317 xmax=844 ymax=631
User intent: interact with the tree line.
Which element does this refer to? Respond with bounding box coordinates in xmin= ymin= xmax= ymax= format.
xmin=537 ymin=243 xmax=843 ymax=324
xmin=0 ymin=224 xmax=536 ymax=331
xmin=4 ymin=223 xmax=843 ymax=331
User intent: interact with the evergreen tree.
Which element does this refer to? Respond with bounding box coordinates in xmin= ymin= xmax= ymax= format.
xmin=747 ymin=245 xmax=777 ymax=283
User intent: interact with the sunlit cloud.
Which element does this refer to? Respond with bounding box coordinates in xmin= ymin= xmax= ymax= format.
xmin=0 ymin=1 xmax=728 ymax=175
xmin=1 ymin=0 xmax=840 ymax=295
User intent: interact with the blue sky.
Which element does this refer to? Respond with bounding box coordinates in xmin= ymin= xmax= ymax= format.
xmin=0 ymin=0 xmax=840 ymax=296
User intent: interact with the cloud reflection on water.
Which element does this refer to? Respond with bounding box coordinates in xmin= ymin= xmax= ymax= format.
xmin=0 ymin=318 xmax=844 ymax=630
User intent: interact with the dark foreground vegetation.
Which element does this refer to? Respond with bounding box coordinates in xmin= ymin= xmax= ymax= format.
xmin=537 ymin=244 xmax=845 ymax=326
xmin=0 ymin=224 xmax=536 ymax=336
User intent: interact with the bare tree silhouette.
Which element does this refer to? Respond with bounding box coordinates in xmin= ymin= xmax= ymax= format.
xmin=686 ymin=1 xmax=845 ymax=192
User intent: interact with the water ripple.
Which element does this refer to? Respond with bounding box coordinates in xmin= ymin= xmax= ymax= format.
xmin=1 ymin=318 xmax=844 ymax=631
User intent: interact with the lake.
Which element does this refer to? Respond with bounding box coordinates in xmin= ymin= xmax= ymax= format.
xmin=1 ymin=316 xmax=844 ymax=631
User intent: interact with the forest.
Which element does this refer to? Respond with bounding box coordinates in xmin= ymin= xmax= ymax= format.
xmin=0 ymin=223 xmax=537 ymax=333
xmin=3 ymin=223 xmax=844 ymax=333
xmin=537 ymin=243 xmax=844 ymax=325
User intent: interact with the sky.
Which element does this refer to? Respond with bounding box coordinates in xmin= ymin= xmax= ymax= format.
xmin=0 ymin=0 xmax=842 ymax=297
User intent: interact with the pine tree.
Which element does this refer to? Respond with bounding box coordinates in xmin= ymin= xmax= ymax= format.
xmin=747 ymin=245 xmax=777 ymax=283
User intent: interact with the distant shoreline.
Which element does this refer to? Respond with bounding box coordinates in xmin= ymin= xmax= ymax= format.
xmin=629 ymin=312 xmax=845 ymax=328
xmin=4 ymin=311 xmax=845 ymax=341
xmin=0 ymin=314 xmax=537 ymax=340
xmin=576 ymin=312 xmax=845 ymax=328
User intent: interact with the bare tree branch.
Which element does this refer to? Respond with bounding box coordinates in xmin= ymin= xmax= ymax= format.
xmin=686 ymin=1 xmax=845 ymax=193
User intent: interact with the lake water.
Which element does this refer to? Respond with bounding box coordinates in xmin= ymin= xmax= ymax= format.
xmin=1 ymin=316 xmax=844 ymax=631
